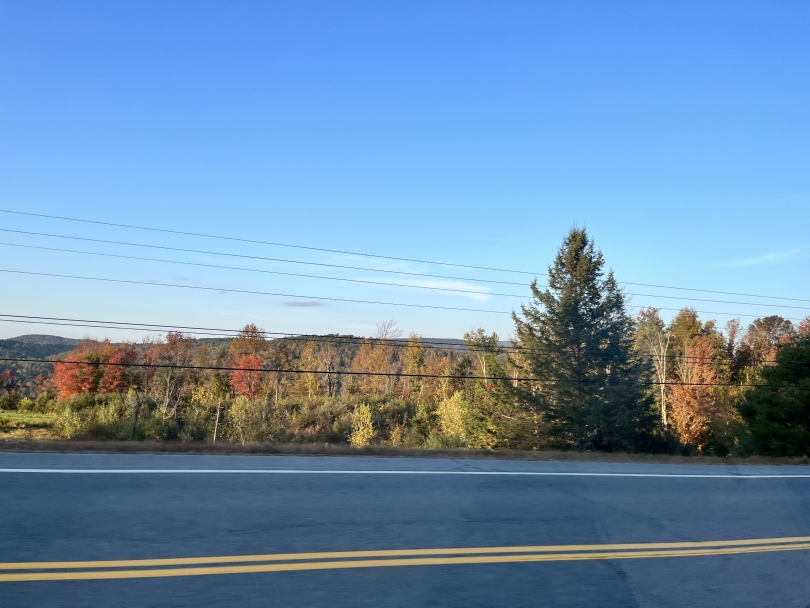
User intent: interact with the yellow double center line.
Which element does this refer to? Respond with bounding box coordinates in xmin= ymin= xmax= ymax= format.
xmin=3 ymin=536 xmax=809 ymax=582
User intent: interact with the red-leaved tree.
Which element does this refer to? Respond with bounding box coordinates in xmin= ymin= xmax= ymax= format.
xmin=98 ymin=346 xmax=140 ymax=394
xmin=2 ymin=369 xmax=20 ymax=395
xmin=230 ymin=355 xmax=263 ymax=399
xmin=53 ymin=341 xmax=139 ymax=398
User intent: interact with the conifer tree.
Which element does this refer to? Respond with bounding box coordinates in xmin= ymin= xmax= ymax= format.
xmin=512 ymin=228 xmax=655 ymax=451
xmin=460 ymin=333 xmax=530 ymax=450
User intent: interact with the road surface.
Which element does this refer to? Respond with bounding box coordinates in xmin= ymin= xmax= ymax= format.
xmin=2 ymin=452 xmax=810 ymax=607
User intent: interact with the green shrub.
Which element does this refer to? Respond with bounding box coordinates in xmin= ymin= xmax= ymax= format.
xmin=179 ymin=402 xmax=214 ymax=442
xmin=227 ymin=396 xmax=263 ymax=444
xmin=0 ymin=394 xmax=17 ymax=411
xmin=53 ymin=406 xmax=84 ymax=439
xmin=140 ymin=417 xmax=177 ymax=441
xmin=426 ymin=428 xmax=466 ymax=449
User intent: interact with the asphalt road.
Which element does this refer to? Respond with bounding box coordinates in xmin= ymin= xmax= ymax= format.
xmin=2 ymin=453 xmax=810 ymax=607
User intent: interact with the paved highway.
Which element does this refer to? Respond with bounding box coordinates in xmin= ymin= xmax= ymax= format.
xmin=2 ymin=452 xmax=810 ymax=607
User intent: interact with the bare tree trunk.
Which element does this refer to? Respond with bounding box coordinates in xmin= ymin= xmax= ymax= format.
xmin=643 ymin=329 xmax=671 ymax=429
xmin=161 ymin=372 xmax=174 ymax=421
xmin=660 ymin=334 xmax=669 ymax=428
xmin=129 ymin=393 xmax=141 ymax=441
xmin=213 ymin=401 xmax=222 ymax=443
xmin=325 ymin=361 xmax=334 ymax=397
xmin=472 ymin=352 xmax=487 ymax=382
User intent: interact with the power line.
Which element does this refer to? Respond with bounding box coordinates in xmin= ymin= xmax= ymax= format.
xmin=4 ymin=240 xmax=810 ymax=312
xmin=0 ymin=241 xmax=513 ymax=299
xmin=0 ymin=242 xmax=516 ymax=300
xmin=0 ymin=209 xmax=536 ymax=275
xmin=0 ymin=228 xmax=531 ymax=287
xmin=1 ymin=356 xmax=803 ymax=389
xmin=0 ymin=269 xmax=509 ymax=314
xmin=0 ymin=313 xmax=784 ymax=365
xmin=4 ymin=267 xmax=806 ymax=322
xmin=0 ymin=318 xmax=244 ymax=340
xmin=3 ymin=209 xmax=809 ymax=304
xmin=620 ymin=283 xmax=810 ymax=303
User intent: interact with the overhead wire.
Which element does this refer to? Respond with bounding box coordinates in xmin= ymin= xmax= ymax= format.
xmin=0 ymin=209 xmax=535 ymax=275
xmin=2 ymin=241 xmax=810 ymax=312
xmin=0 ymin=269 xmax=508 ymax=314
xmin=2 ymin=268 xmax=807 ymax=322
xmin=0 ymin=228 xmax=531 ymax=288
xmin=2 ymin=209 xmax=809 ymax=304
xmin=0 ymin=241 xmax=509 ymax=299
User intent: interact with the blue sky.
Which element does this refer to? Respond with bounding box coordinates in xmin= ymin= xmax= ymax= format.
xmin=1 ymin=0 xmax=808 ymax=341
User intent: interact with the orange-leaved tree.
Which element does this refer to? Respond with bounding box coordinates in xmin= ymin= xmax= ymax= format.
xmin=53 ymin=340 xmax=139 ymax=398
xmin=669 ymin=337 xmax=720 ymax=450
xmin=231 ymin=355 xmax=264 ymax=399
xmin=797 ymin=316 xmax=810 ymax=338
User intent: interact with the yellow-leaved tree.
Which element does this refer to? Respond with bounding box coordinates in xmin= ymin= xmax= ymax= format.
xmin=350 ymin=403 xmax=376 ymax=446
xmin=436 ymin=391 xmax=469 ymax=445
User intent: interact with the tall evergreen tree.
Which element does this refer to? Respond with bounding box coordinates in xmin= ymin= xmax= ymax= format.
xmin=512 ymin=228 xmax=655 ymax=451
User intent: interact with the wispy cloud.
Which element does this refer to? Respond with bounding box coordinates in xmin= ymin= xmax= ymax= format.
xmin=723 ymin=249 xmax=803 ymax=267
xmin=368 ymin=279 xmax=492 ymax=301
xmin=285 ymin=301 xmax=324 ymax=307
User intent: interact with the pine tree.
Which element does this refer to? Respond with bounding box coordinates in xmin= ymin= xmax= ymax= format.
xmin=512 ymin=228 xmax=655 ymax=451
xmin=460 ymin=331 xmax=528 ymax=449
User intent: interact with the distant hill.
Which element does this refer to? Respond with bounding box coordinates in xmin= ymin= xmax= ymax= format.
xmin=417 ymin=338 xmax=513 ymax=349
xmin=0 ymin=336 xmax=79 ymax=391
xmin=8 ymin=334 xmax=82 ymax=348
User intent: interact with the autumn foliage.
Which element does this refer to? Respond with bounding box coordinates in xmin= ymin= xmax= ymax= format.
xmin=52 ymin=340 xmax=139 ymax=398
xmin=669 ymin=338 xmax=720 ymax=450
xmin=230 ymin=355 xmax=263 ymax=399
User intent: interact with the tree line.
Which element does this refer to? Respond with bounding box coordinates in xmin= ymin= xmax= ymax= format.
xmin=3 ymin=228 xmax=809 ymax=455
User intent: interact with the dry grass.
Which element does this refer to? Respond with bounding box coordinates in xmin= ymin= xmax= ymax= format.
xmin=0 ymin=438 xmax=807 ymax=466
xmin=0 ymin=412 xmax=57 ymax=441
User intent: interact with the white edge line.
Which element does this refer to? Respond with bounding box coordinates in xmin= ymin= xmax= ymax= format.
xmin=0 ymin=469 xmax=809 ymax=478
